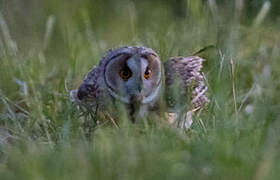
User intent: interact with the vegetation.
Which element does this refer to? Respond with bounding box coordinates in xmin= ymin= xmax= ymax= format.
xmin=0 ymin=0 xmax=280 ymax=179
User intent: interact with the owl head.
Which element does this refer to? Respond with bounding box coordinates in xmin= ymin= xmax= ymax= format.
xmin=103 ymin=47 xmax=162 ymax=105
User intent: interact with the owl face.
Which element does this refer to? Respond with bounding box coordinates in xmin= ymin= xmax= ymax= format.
xmin=104 ymin=47 xmax=161 ymax=104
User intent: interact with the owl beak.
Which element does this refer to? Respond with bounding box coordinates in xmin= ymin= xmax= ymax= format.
xmin=130 ymin=93 xmax=143 ymax=103
xmin=126 ymin=81 xmax=143 ymax=104
xmin=130 ymin=81 xmax=143 ymax=102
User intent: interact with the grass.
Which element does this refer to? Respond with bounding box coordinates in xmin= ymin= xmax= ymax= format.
xmin=0 ymin=0 xmax=280 ymax=179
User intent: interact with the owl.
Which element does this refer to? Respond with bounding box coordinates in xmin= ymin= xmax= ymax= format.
xmin=70 ymin=46 xmax=208 ymax=130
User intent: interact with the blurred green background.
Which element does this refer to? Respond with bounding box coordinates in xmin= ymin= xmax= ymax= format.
xmin=0 ymin=0 xmax=280 ymax=179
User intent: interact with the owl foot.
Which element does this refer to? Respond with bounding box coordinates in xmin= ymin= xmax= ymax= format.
xmin=168 ymin=112 xmax=192 ymax=130
xmin=168 ymin=107 xmax=200 ymax=130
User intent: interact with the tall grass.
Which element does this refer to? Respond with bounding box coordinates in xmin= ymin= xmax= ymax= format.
xmin=0 ymin=0 xmax=280 ymax=179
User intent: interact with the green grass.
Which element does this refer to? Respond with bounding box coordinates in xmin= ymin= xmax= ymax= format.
xmin=1 ymin=0 xmax=280 ymax=179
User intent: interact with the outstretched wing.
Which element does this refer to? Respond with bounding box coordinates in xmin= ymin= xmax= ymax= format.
xmin=164 ymin=56 xmax=209 ymax=110
xmin=70 ymin=66 xmax=103 ymax=108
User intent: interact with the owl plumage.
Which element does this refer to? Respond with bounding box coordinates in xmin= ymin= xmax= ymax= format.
xmin=71 ymin=46 xmax=208 ymax=129
xmin=164 ymin=56 xmax=208 ymax=109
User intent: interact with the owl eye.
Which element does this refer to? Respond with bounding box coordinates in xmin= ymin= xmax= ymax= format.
xmin=144 ymin=68 xmax=152 ymax=79
xmin=120 ymin=69 xmax=132 ymax=81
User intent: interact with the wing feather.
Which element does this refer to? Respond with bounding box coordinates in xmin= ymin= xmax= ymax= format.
xmin=70 ymin=66 xmax=103 ymax=109
xmin=164 ymin=56 xmax=209 ymax=110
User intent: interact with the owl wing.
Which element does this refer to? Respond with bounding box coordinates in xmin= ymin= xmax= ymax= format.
xmin=164 ymin=56 xmax=209 ymax=110
xmin=70 ymin=66 xmax=103 ymax=109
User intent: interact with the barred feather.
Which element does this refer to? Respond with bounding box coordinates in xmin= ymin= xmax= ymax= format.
xmin=164 ymin=56 xmax=209 ymax=110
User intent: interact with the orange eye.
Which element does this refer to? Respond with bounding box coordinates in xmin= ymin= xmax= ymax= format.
xmin=120 ymin=69 xmax=131 ymax=81
xmin=144 ymin=68 xmax=152 ymax=79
